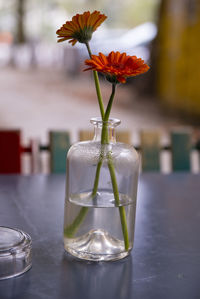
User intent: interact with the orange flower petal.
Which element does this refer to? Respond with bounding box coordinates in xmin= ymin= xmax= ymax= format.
xmin=69 ymin=39 xmax=77 ymax=46
xmin=88 ymin=14 xmax=97 ymax=27
xmin=57 ymin=37 xmax=70 ymax=43
xmin=117 ymin=75 xmax=126 ymax=83
xmin=114 ymin=51 xmax=120 ymax=63
xmin=93 ymin=15 xmax=107 ymax=30
xmin=92 ymin=56 xmax=104 ymax=66
xmin=63 ymin=24 xmax=75 ymax=33
xmin=118 ymin=53 xmax=127 ymax=64
xmin=78 ymin=14 xmax=84 ymax=29
xmin=83 ymin=66 xmax=94 ymax=71
xmin=99 ymin=52 xmax=108 ymax=65
xmin=67 ymin=22 xmax=78 ymax=32
xmin=86 ymin=14 xmax=93 ymax=27
xmin=108 ymin=51 xmax=115 ymax=64
xmin=83 ymin=11 xmax=90 ymax=21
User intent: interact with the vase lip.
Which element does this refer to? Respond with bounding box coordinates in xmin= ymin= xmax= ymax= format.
xmin=90 ymin=117 xmax=121 ymax=127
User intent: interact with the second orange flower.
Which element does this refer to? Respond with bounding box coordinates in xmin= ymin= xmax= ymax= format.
xmin=85 ymin=51 xmax=150 ymax=83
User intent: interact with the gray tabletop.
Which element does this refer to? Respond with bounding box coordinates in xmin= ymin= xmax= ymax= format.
xmin=0 ymin=173 xmax=200 ymax=299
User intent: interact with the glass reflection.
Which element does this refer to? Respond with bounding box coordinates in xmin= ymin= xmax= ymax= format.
xmin=59 ymin=253 xmax=133 ymax=299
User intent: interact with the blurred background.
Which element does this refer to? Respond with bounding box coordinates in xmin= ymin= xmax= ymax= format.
xmin=0 ymin=0 xmax=200 ymax=172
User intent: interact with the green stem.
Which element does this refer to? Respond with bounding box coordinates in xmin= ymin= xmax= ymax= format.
xmin=91 ymin=160 xmax=103 ymax=197
xmin=85 ymin=41 xmax=106 ymax=198
xmin=64 ymin=207 xmax=88 ymax=238
xmin=107 ymin=158 xmax=129 ymax=251
xmin=85 ymin=42 xmax=104 ymax=119
xmin=91 ymin=84 xmax=116 ymax=198
xmin=102 ymin=84 xmax=129 ymax=250
xmin=101 ymin=84 xmax=116 ymax=143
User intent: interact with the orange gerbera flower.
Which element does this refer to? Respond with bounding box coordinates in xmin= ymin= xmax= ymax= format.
xmin=56 ymin=11 xmax=107 ymax=45
xmin=84 ymin=51 xmax=150 ymax=83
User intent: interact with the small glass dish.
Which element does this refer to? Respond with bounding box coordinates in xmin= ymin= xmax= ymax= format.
xmin=0 ymin=226 xmax=32 ymax=280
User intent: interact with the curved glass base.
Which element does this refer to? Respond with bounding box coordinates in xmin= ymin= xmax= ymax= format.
xmin=64 ymin=229 xmax=131 ymax=261
xmin=0 ymin=226 xmax=32 ymax=280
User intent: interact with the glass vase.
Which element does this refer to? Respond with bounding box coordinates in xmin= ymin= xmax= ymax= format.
xmin=64 ymin=117 xmax=139 ymax=261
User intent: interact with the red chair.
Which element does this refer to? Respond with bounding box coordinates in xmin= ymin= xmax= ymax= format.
xmin=0 ymin=130 xmax=21 ymax=173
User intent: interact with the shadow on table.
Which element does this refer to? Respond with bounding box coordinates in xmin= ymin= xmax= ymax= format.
xmin=58 ymin=253 xmax=133 ymax=299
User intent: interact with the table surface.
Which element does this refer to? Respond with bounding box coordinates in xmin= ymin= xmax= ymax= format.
xmin=0 ymin=173 xmax=200 ymax=299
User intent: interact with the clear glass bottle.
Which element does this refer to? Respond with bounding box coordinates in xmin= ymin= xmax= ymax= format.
xmin=64 ymin=117 xmax=139 ymax=261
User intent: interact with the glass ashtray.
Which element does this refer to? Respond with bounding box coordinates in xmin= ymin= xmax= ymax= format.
xmin=0 ymin=226 xmax=32 ymax=280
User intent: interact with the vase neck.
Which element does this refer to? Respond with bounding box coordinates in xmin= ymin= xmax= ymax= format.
xmin=90 ymin=117 xmax=121 ymax=143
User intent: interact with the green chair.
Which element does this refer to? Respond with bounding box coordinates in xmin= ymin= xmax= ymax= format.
xmin=140 ymin=130 xmax=161 ymax=171
xmin=171 ymin=129 xmax=191 ymax=171
xmin=49 ymin=131 xmax=71 ymax=173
